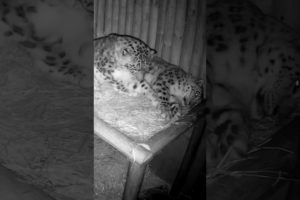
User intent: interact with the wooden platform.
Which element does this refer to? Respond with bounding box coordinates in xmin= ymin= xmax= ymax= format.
xmin=94 ymin=103 xmax=205 ymax=199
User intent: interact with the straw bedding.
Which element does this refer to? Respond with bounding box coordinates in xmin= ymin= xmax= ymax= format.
xmin=94 ymin=77 xmax=171 ymax=142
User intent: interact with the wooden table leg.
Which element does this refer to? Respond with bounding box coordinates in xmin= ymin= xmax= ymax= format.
xmin=170 ymin=118 xmax=206 ymax=197
xmin=122 ymin=161 xmax=147 ymax=200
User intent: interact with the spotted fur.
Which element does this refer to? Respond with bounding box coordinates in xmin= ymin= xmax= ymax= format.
xmin=94 ymin=34 xmax=159 ymax=105
xmin=0 ymin=0 xmax=93 ymax=87
xmin=94 ymin=34 xmax=203 ymax=121
xmin=206 ymin=0 xmax=300 ymax=171
xmin=144 ymin=57 xmax=203 ymax=120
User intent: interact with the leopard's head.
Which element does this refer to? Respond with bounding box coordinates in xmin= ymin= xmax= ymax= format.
xmin=253 ymin=40 xmax=300 ymax=123
xmin=110 ymin=34 xmax=156 ymax=74
xmin=94 ymin=34 xmax=156 ymax=80
xmin=186 ymin=79 xmax=204 ymax=107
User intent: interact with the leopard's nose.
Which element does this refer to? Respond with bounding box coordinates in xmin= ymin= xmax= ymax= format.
xmin=254 ymin=89 xmax=278 ymax=117
xmin=135 ymin=71 xmax=144 ymax=81
xmin=251 ymin=89 xmax=269 ymax=119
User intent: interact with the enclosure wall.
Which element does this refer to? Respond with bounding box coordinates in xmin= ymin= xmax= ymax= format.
xmin=94 ymin=0 xmax=205 ymax=80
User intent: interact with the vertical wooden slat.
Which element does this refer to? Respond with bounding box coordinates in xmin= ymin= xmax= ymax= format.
xmin=180 ymin=0 xmax=199 ymax=72
xmin=141 ymin=0 xmax=151 ymax=42
xmin=95 ymin=0 xmax=106 ymax=37
xmin=94 ymin=0 xmax=98 ymax=38
xmin=155 ymin=0 xmax=168 ymax=57
xmin=148 ymin=0 xmax=159 ymax=48
xmin=112 ymin=0 xmax=120 ymax=33
xmin=133 ymin=0 xmax=143 ymax=37
xmin=190 ymin=0 xmax=205 ymax=79
xmin=125 ymin=0 xmax=135 ymax=35
xmin=162 ymin=0 xmax=176 ymax=61
xmin=118 ymin=0 xmax=127 ymax=34
xmin=171 ymin=0 xmax=186 ymax=66
xmin=95 ymin=0 xmax=206 ymax=80
xmin=104 ymin=0 xmax=113 ymax=35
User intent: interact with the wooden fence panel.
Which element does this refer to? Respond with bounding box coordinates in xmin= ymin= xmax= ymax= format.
xmin=94 ymin=0 xmax=205 ymax=79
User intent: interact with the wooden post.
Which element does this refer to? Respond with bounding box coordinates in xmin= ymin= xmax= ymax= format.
xmin=171 ymin=0 xmax=186 ymax=66
xmin=122 ymin=162 xmax=147 ymax=200
xmin=148 ymin=0 xmax=159 ymax=48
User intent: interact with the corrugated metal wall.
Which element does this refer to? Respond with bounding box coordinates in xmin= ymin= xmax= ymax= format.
xmin=94 ymin=0 xmax=205 ymax=80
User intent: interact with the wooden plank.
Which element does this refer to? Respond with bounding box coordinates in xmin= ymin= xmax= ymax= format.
xmin=171 ymin=0 xmax=186 ymax=66
xmin=94 ymin=116 xmax=153 ymax=164
xmin=125 ymin=0 xmax=135 ymax=35
xmin=155 ymin=0 xmax=168 ymax=56
xmin=146 ymin=103 xmax=205 ymax=155
xmin=104 ymin=0 xmax=113 ymax=35
xmin=112 ymin=0 xmax=120 ymax=33
xmin=95 ymin=0 xmax=106 ymax=37
xmin=190 ymin=0 xmax=205 ymax=79
xmin=118 ymin=0 xmax=128 ymax=34
xmin=180 ymin=0 xmax=198 ymax=72
xmin=162 ymin=0 xmax=176 ymax=62
xmin=141 ymin=0 xmax=151 ymax=42
xmin=148 ymin=0 xmax=159 ymax=48
xmin=133 ymin=0 xmax=143 ymax=37
xmin=94 ymin=0 xmax=99 ymax=37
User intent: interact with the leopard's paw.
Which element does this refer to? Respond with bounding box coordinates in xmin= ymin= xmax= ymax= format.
xmin=159 ymin=111 xmax=172 ymax=121
xmin=156 ymin=104 xmax=174 ymax=121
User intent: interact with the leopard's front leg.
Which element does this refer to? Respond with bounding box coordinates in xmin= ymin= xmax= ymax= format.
xmin=156 ymin=100 xmax=181 ymax=121
xmin=127 ymin=80 xmax=160 ymax=106
xmin=94 ymin=65 xmax=130 ymax=94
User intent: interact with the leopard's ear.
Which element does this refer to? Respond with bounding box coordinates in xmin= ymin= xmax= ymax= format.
xmin=196 ymin=79 xmax=205 ymax=87
xmin=150 ymin=48 xmax=157 ymax=55
xmin=107 ymin=33 xmax=118 ymax=40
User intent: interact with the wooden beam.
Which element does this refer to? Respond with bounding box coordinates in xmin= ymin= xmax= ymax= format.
xmin=122 ymin=162 xmax=147 ymax=200
xmin=94 ymin=115 xmax=153 ymax=164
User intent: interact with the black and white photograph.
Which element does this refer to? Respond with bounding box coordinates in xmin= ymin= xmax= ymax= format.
xmin=1 ymin=0 xmax=300 ymax=200
xmin=94 ymin=0 xmax=204 ymax=199
xmin=0 ymin=0 xmax=94 ymax=199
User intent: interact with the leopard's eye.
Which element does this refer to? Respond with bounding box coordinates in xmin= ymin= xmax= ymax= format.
xmin=296 ymin=80 xmax=299 ymax=87
xmin=292 ymin=79 xmax=300 ymax=94
xmin=195 ymin=91 xmax=201 ymax=98
xmin=122 ymin=49 xmax=129 ymax=56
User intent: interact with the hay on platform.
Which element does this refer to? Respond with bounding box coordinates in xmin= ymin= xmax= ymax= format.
xmin=94 ymin=80 xmax=169 ymax=142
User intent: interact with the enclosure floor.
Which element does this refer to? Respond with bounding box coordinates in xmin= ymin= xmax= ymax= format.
xmin=0 ymin=44 xmax=93 ymax=200
xmin=94 ymin=136 xmax=168 ymax=200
